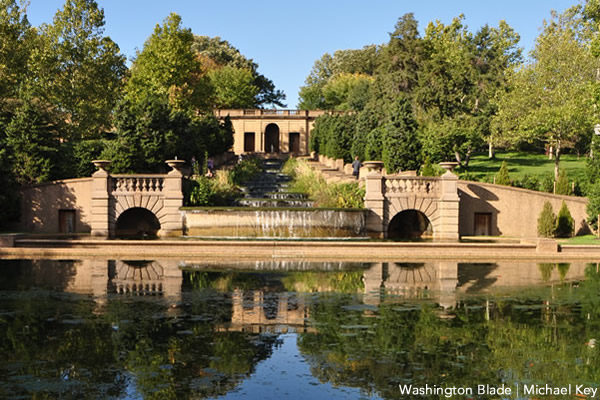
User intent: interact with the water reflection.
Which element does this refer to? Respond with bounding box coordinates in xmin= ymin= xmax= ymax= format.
xmin=1 ymin=258 xmax=600 ymax=398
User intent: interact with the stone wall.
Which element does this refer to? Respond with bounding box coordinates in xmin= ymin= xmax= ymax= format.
xmin=19 ymin=178 xmax=93 ymax=234
xmin=458 ymin=181 xmax=590 ymax=237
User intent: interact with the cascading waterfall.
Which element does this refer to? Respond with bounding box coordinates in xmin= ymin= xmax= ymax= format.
xmin=184 ymin=157 xmax=367 ymax=238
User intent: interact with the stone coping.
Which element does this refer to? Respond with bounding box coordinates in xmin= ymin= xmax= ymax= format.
xmin=4 ymin=238 xmax=600 ymax=261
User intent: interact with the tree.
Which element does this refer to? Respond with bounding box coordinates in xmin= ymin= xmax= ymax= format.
xmin=555 ymin=201 xmax=574 ymax=237
xmin=30 ymin=0 xmax=126 ymax=140
xmin=207 ymin=66 xmax=259 ymax=109
xmin=193 ymin=35 xmax=285 ymax=108
xmin=495 ymin=161 xmax=511 ymax=185
xmin=381 ymin=97 xmax=421 ymax=173
xmin=494 ymin=7 xmax=597 ymax=179
xmin=125 ymin=13 xmax=210 ymax=112
xmin=298 ymin=46 xmax=378 ymax=109
xmin=538 ymin=201 xmax=557 ymax=237
xmin=105 ymin=96 xmax=232 ymax=174
xmin=0 ymin=0 xmax=33 ymax=104
xmin=5 ymin=96 xmax=62 ymax=184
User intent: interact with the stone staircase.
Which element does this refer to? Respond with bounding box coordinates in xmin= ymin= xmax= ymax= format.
xmin=237 ymin=158 xmax=314 ymax=208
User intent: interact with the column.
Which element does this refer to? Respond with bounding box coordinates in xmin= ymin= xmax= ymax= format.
xmin=435 ymin=168 xmax=460 ymax=241
xmin=159 ymin=160 xmax=185 ymax=237
xmin=90 ymin=160 xmax=111 ymax=237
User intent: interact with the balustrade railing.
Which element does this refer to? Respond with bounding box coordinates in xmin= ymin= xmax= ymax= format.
xmin=111 ymin=175 xmax=165 ymax=193
xmin=383 ymin=176 xmax=440 ymax=196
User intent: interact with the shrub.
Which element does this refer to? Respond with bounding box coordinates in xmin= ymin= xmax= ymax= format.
xmin=230 ymin=156 xmax=262 ymax=185
xmin=555 ymin=169 xmax=571 ymax=195
xmin=512 ymin=174 xmax=539 ymax=191
xmin=539 ymin=173 xmax=555 ymax=193
xmin=284 ymin=158 xmax=364 ymax=208
xmin=555 ymin=201 xmax=574 ymax=238
xmin=495 ymin=161 xmax=510 ymax=185
xmin=586 ymin=181 xmax=600 ymax=230
xmin=537 ymin=201 xmax=556 ymax=238
xmin=189 ymin=176 xmax=213 ymax=206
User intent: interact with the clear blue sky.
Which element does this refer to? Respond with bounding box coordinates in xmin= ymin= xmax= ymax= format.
xmin=26 ymin=0 xmax=578 ymax=107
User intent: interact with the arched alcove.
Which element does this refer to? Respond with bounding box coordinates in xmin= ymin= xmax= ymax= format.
xmin=387 ymin=210 xmax=432 ymax=240
xmin=115 ymin=207 xmax=160 ymax=239
xmin=265 ymin=123 xmax=280 ymax=153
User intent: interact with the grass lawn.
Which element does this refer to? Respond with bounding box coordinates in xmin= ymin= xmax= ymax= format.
xmin=456 ymin=151 xmax=587 ymax=183
xmin=559 ymin=235 xmax=600 ymax=245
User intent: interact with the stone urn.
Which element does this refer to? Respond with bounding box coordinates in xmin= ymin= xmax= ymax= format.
xmin=439 ymin=161 xmax=459 ymax=175
xmin=91 ymin=160 xmax=111 ymax=171
xmin=165 ymin=159 xmax=185 ymax=171
xmin=363 ymin=161 xmax=384 ymax=175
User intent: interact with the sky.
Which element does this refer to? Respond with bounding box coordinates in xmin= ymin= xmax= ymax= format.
xmin=26 ymin=0 xmax=579 ymax=108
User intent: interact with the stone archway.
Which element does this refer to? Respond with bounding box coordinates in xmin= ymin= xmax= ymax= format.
xmin=388 ymin=210 xmax=433 ymax=239
xmin=115 ymin=207 xmax=161 ymax=238
xmin=265 ymin=123 xmax=280 ymax=153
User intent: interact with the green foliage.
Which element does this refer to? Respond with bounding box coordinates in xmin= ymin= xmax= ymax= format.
xmin=512 ymin=174 xmax=540 ymax=191
xmin=284 ymin=158 xmax=364 ymax=208
xmin=555 ymin=169 xmax=572 ymax=195
xmin=495 ymin=161 xmax=511 ymax=185
xmin=105 ymin=96 xmax=232 ymax=173
xmin=4 ymin=98 xmax=61 ymax=183
xmin=0 ymin=142 xmax=19 ymax=228
xmin=72 ymin=139 xmax=106 ymax=178
xmin=193 ymin=35 xmax=285 ymax=107
xmin=381 ymin=97 xmax=421 ymax=173
xmin=493 ymin=8 xmax=595 ymax=179
xmin=31 ymin=0 xmax=126 ymax=140
xmin=125 ymin=13 xmax=210 ymax=112
xmin=208 ymin=66 xmax=259 ymax=109
xmin=310 ymin=114 xmax=356 ymax=163
xmin=189 ymin=176 xmax=213 ymax=206
xmin=555 ymin=201 xmax=574 ymax=238
xmin=0 ymin=0 xmax=33 ymax=102
xmin=537 ymin=201 xmax=556 ymax=238
xmin=420 ymin=157 xmax=443 ymax=176
xmin=586 ymin=181 xmax=600 ymax=230
xmin=229 ymin=157 xmax=262 ymax=186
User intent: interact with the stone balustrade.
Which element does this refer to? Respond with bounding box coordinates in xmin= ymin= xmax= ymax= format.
xmin=383 ymin=176 xmax=440 ymax=197
xmin=111 ymin=175 xmax=165 ymax=193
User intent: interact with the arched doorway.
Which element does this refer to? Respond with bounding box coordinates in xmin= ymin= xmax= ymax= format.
xmin=388 ymin=210 xmax=432 ymax=240
xmin=265 ymin=123 xmax=280 ymax=153
xmin=115 ymin=207 xmax=160 ymax=239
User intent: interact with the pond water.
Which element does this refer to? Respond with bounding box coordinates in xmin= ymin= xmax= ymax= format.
xmin=1 ymin=258 xmax=599 ymax=399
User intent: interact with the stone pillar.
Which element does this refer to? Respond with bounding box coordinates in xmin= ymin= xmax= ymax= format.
xmin=435 ymin=166 xmax=460 ymax=241
xmin=90 ymin=160 xmax=111 ymax=237
xmin=364 ymin=161 xmax=385 ymax=238
xmin=159 ymin=160 xmax=185 ymax=237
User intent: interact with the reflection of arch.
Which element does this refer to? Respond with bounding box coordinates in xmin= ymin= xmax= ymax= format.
xmin=265 ymin=123 xmax=280 ymax=153
xmin=388 ymin=210 xmax=432 ymax=239
xmin=115 ymin=207 xmax=161 ymax=238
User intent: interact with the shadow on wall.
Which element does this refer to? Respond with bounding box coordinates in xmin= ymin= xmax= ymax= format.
xmin=21 ymin=180 xmax=91 ymax=234
xmin=459 ymin=185 xmax=501 ymax=236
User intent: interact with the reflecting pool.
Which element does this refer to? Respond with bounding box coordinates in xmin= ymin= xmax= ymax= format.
xmin=1 ymin=258 xmax=599 ymax=399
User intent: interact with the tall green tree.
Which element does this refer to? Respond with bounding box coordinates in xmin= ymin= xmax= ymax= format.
xmin=193 ymin=35 xmax=285 ymax=107
xmin=494 ymin=7 xmax=597 ymax=179
xmin=207 ymin=66 xmax=259 ymax=109
xmin=30 ymin=0 xmax=126 ymax=140
xmin=381 ymin=97 xmax=421 ymax=173
xmin=0 ymin=0 xmax=33 ymax=104
xmin=125 ymin=13 xmax=210 ymax=111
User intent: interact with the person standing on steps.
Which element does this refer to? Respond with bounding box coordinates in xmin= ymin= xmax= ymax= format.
xmin=352 ymin=156 xmax=362 ymax=180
